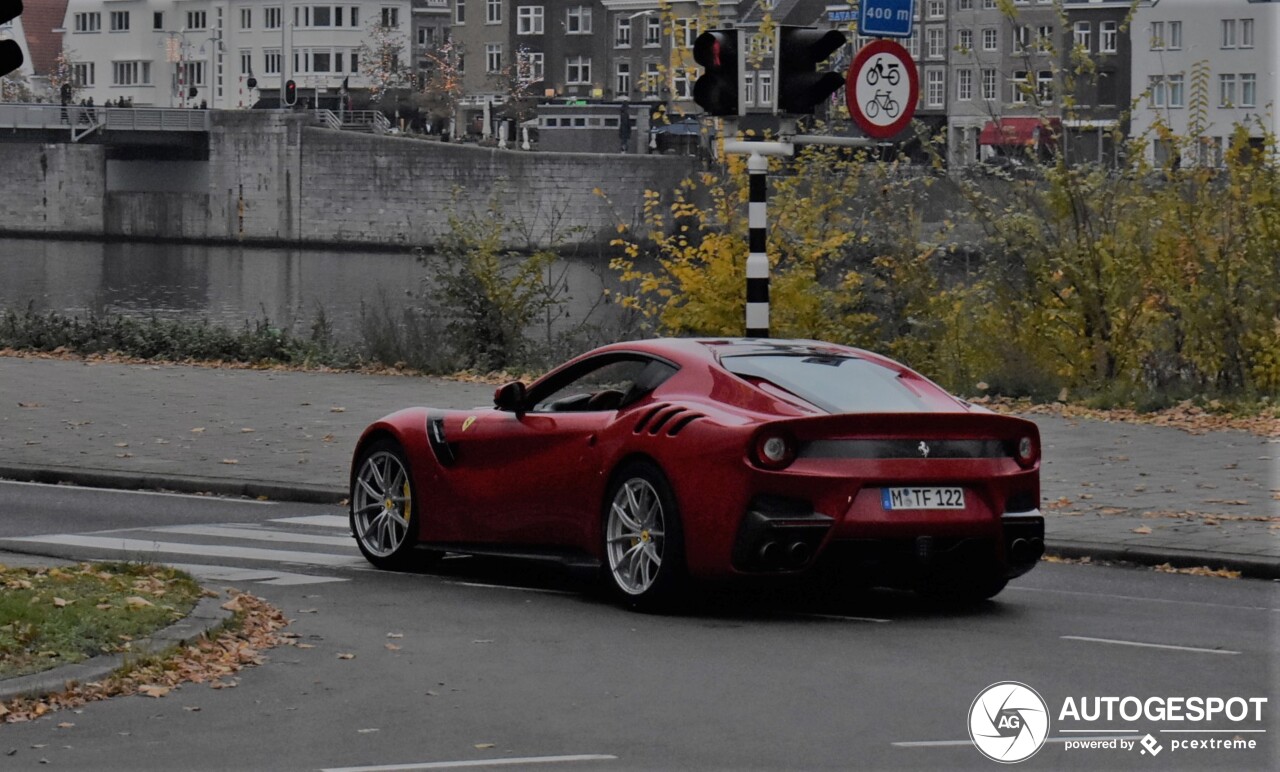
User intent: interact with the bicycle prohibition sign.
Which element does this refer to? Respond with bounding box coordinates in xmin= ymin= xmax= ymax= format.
xmin=847 ymin=39 xmax=918 ymax=139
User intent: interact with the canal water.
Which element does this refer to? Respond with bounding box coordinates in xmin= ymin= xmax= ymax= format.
xmin=0 ymin=238 xmax=629 ymax=345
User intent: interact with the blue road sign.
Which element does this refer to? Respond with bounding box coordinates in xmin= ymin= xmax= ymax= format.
xmin=857 ymin=0 xmax=915 ymax=39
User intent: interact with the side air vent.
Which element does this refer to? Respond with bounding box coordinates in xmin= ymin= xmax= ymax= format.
xmin=633 ymin=403 xmax=705 ymax=437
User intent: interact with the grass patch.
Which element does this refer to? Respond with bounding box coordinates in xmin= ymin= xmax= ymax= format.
xmin=0 ymin=562 xmax=203 ymax=679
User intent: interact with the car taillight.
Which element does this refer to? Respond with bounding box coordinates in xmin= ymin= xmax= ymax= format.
xmin=752 ymin=433 xmax=796 ymax=470
xmin=1015 ymin=435 xmax=1038 ymax=468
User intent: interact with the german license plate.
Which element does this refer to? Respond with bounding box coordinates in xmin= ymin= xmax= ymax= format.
xmin=882 ymin=487 xmax=966 ymax=510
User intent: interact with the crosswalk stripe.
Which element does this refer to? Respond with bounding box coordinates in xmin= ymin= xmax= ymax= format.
xmin=269 ymin=514 xmax=350 ymax=529
xmin=166 ymin=563 xmax=348 ymax=585
xmin=6 ymin=534 xmax=363 ymax=567
xmin=155 ymin=524 xmax=355 ymax=547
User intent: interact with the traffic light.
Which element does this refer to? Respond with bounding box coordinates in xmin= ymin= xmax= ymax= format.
xmin=188 ymin=85 xmax=198 ymax=99
xmin=0 ymin=0 xmax=24 ymax=79
xmin=775 ymin=26 xmax=847 ymax=115
xmin=246 ymin=76 xmax=257 ymax=89
xmin=60 ymin=82 xmax=71 ymax=105
xmin=283 ymin=79 xmax=297 ymax=106
xmin=692 ymin=29 xmax=742 ymax=117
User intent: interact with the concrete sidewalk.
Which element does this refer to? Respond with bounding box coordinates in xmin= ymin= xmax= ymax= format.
xmin=1 ymin=356 xmax=1276 ymax=577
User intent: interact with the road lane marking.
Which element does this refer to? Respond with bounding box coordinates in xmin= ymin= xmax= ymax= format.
xmin=166 ymin=563 xmax=348 ymax=585
xmin=5 ymin=534 xmax=364 ymax=566
xmin=1061 ymin=635 xmax=1240 ymax=655
xmin=0 ymin=479 xmax=276 ymax=504
xmin=445 ymin=581 xmax=576 ymax=595
xmin=155 ymin=524 xmax=355 ymax=547
xmin=270 ymin=514 xmax=350 ymax=528
xmin=894 ymin=736 xmax=1134 ymax=748
xmin=1008 ymin=585 xmax=1279 ymax=613
xmin=321 ymin=754 xmax=618 ymax=771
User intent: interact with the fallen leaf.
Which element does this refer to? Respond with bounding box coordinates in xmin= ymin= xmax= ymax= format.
xmin=295 ymin=643 xmax=315 ymax=649
xmin=474 ymin=743 xmax=496 ymax=749
xmin=386 ymin=633 xmax=404 ymax=639
xmin=298 ymin=608 xmax=318 ymax=614
xmin=190 ymin=427 xmax=205 ymax=433
xmin=138 ymin=685 xmax=170 ymax=698
xmin=220 ymin=459 xmax=239 ymax=465
xmin=240 ymin=428 xmax=255 ymax=433
xmin=322 ymin=433 xmax=336 ymax=442
xmin=18 ymin=402 xmax=43 ymax=408
xmin=385 ymin=644 xmax=401 ymax=651
xmin=124 ymin=596 xmax=154 ymax=609
xmin=1203 ymin=499 xmax=1248 ymax=506
xmin=337 ymin=653 xmax=355 ymax=660
xmin=358 ymin=728 xmax=379 ymax=734
xmin=56 ymin=722 xmax=74 ymax=729
xmin=184 ymin=706 xmax=202 ymax=712
xmin=52 ymin=597 xmax=69 ymax=608
xmin=113 ymin=442 xmax=129 ymax=448
xmin=330 ymin=406 xmax=346 ymax=413
xmin=1131 ymin=526 xmax=1153 ymax=535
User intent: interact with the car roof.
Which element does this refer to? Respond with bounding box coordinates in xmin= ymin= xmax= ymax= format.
xmin=594 ymin=337 xmax=887 ymax=368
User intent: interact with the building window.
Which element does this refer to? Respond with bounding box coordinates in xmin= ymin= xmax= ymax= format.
xmin=1221 ymin=19 xmax=1236 ymax=49
xmin=1240 ymin=73 xmax=1256 ymax=107
xmin=484 ymin=44 xmax=501 ymax=73
xmin=926 ymin=69 xmax=944 ymax=107
xmin=566 ymin=6 xmax=591 ymax=34
xmin=456 ymin=0 xmax=465 ymax=24
xmin=645 ymin=17 xmax=661 ymax=46
xmin=615 ymin=16 xmax=631 ymax=47
xmin=263 ymin=49 xmax=281 ymax=75
xmin=265 ymin=7 xmax=281 ymax=29
xmin=673 ymin=67 xmax=694 ymax=99
xmin=957 ymin=0 xmax=972 ymax=9
xmin=1168 ymin=20 xmax=1182 ymax=49
xmin=566 ymin=55 xmax=590 ymax=84
xmin=187 ymin=11 xmax=207 ymax=30
xmin=927 ymin=0 xmax=944 ymax=18
xmin=956 ymin=28 xmax=972 ymax=53
xmin=381 ymin=7 xmax=399 ymax=27
xmin=1073 ymin=22 xmax=1090 ymax=52
xmin=1013 ymin=25 xmax=1029 ymax=53
xmin=1150 ymin=21 xmax=1164 ymax=50
xmin=957 ymin=68 xmax=972 ymax=101
xmin=1037 ymin=70 xmax=1052 ymax=104
xmin=1166 ymin=73 xmax=1183 ymax=107
xmin=72 ymin=62 xmax=95 ymax=87
xmin=643 ymin=61 xmax=661 ymax=96
xmin=744 ymin=71 xmax=756 ymax=107
xmin=615 ymin=61 xmax=630 ymax=94
xmin=1100 ymin=21 xmax=1117 ymax=53
xmin=1219 ymin=73 xmax=1236 ymax=107
xmin=109 ymin=11 xmax=129 ymax=31
xmin=1012 ymin=70 xmax=1029 ymax=104
xmin=518 ymin=6 xmax=543 ymax=35
xmin=1148 ymin=75 xmax=1165 ymax=108
xmin=1037 ymin=25 xmax=1053 ymax=52
xmin=153 ymin=12 xmax=164 ymax=30
xmin=983 ymin=0 xmax=995 ymax=8
xmin=674 ymin=18 xmax=697 ymax=49
xmin=1241 ymin=19 xmax=1254 ymax=48
xmin=486 ymin=0 xmax=501 ymax=24
xmin=521 ymin=51 xmax=543 ymax=81
xmin=113 ymin=61 xmax=151 ymax=86
xmin=240 ymin=50 xmax=252 ymax=76
xmin=74 ymin=13 xmax=101 ymax=33
xmin=927 ymin=27 xmax=945 ymax=59
xmin=758 ymin=71 xmax=773 ymax=107
xmin=981 ymin=68 xmax=996 ymax=100
xmin=982 ymin=28 xmax=997 ymax=51
xmin=240 ymin=7 xmax=252 ymax=29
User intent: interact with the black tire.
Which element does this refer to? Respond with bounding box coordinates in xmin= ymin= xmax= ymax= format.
xmin=350 ymin=439 xmax=422 ymax=571
xmin=602 ymin=461 xmax=687 ymax=612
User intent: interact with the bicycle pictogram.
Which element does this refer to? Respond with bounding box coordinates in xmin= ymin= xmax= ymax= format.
xmin=864 ymin=89 xmax=900 ymax=119
xmin=864 ymin=57 xmax=901 ymax=87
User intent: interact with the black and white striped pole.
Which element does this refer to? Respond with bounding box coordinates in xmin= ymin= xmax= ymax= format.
xmin=746 ymin=150 xmax=769 ymax=337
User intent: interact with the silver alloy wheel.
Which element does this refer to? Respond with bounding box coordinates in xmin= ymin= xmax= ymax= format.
xmin=352 ymin=450 xmax=412 ymax=558
xmin=606 ymin=477 xmax=666 ymax=595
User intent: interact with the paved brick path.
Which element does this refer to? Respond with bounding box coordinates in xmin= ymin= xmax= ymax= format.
xmin=1 ymin=356 xmax=1275 ymax=575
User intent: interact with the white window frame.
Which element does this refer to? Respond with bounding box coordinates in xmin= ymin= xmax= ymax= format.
xmin=486 ymin=0 xmax=501 ymax=25
xmin=1074 ymin=22 xmax=1090 ymax=52
xmin=1219 ymin=73 xmax=1236 ymax=107
xmin=957 ymin=68 xmax=972 ymax=101
xmin=981 ymin=28 xmax=997 ymax=52
xmin=1241 ymin=19 xmax=1254 ymax=48
xmin=927 ymin=0 xmax=944 ymax=19
xmin=1148 ymin=75 xmax=1165 ymax=108
xmin=566 ymin=6 xmax=591 ymax=35
xmin=485 ymin=43 xmax=502 ymax=73
xmin=113 ymin=60 xmax=152 ymax=86
xmin=957 ymin=28 xmax=972 ymax=53
xmin=187 ymin=11 xmax=208 ymax=30
xmin=1100 ymin=21 xmax=1117 ymax=53
xmin=109 ymin=11 xmax=129 ymax=32
xmin=645 ymin=17 xmax=661 ymax=47
xmin=926 ymin=27 xmax=945 ymax=59
xmin=74 ymin=13 xmax=101 ymax=33
xmin=1037 ymin=70 xmax=1053 ymax=104
xmin=1013 ymin=70 xmax=1029 ymax=104
xmin=456 ymin=0 xmax=466 ymax=24
xmin=517 ymin=6 xmax=543 ymax=35
xmin=240 ymin=49 xmax=252 ymax=76
xmin=1240 ymin=73 xmax=1256 ymax=107
xmin=1168 ymin=20 xmax=1182 ymax=50
xmin=566 ymin=54 xmax=591 ymax=84
xmin=1166 ymin=73 xmax=1183 ymax=108
xmin=264 ymin=49 xmax=281 ymax=75
xmin=981 ymin=68 xmax=996 ymax=101
xmin=926 ymin=69 xmax=945 ymax=108
xmin=72 ymin=62 xmax=95 ymax=87
xmin=615 ymin=16 xmax=631 ymax=47
xmin=758 ymin=71 xmax=773 ymax=108
xmin=265 ymin=7 xmax=281 ymax=29
xmin=615 ymin=61 xmax=630 ymax=94
xmin=1221 ymin=19 xmax=1236 ymax=49
xmin=240 ymin=7 xmax=252 ymax=30
xmin=1150 ymin=21 xmax=1164 ymax=51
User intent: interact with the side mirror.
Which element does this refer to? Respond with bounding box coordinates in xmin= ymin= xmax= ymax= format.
xmin=494 ymin=381 xmax=527 ymax=412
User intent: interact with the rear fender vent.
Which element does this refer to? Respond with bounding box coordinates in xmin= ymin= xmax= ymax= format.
xmin=633 ymin=403 xmax=705 ymax=437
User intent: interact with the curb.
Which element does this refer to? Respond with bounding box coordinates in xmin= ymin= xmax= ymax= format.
xmin=1045 ymin=542 xmax=1280 ymax=581
xmin=0 ymin=463 xmax=345 ymax=505
xmin=0 ymin=594 xmax=232 ymax=704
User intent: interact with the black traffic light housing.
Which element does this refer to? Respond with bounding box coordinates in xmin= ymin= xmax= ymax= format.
xmin=776 ymin=26 xmax=847 ymax=115
xmin=188 ymin=85 xmax=198 ymax=99
xmin=0 ymin=0 xmax=24 ymax=79
xmin=692 ymin=29 xmax=743 ymax=117
xmin=283 ymin=79 xmax=297 ymax=106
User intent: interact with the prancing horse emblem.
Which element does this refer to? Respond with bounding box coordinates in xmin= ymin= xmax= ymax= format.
xmin=918 ymin=441 xmax=931 ymax=458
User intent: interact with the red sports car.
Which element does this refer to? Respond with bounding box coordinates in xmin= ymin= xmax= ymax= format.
xmin=349 ymin=338 xmax=1043 ymax=609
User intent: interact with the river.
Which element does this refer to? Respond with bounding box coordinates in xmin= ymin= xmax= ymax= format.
xmin=0 ymin=238 xmax=630 ymax=346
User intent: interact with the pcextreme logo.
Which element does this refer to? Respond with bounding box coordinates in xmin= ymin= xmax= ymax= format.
xmin=969 ymin=682 xmax=1051 ymax=763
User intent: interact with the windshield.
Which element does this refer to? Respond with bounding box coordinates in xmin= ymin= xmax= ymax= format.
xmin=722 ymin=354 xmax=933 ymax=414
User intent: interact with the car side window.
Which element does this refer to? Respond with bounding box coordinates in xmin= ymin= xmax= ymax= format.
xmin=529 ymin=357 xmax=669 ymax=413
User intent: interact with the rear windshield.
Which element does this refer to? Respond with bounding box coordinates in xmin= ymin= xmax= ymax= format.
xmin=722 ymin=354 xmax=932 ymax=414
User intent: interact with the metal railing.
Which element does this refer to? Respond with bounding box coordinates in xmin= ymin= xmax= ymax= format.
xmin=0 ymin=103 xmax=211 ymax=140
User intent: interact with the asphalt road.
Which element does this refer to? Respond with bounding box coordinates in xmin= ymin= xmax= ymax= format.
xmin=1 ymin=483 xmax=1276 ymax=771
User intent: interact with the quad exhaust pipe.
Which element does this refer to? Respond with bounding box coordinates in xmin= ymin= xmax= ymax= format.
xmin=758 ymin=540 xmax=814 ymax=570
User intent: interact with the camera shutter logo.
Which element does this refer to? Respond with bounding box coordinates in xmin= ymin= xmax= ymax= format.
xmin=969 ymin=682 xmax=1050 ymax=763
